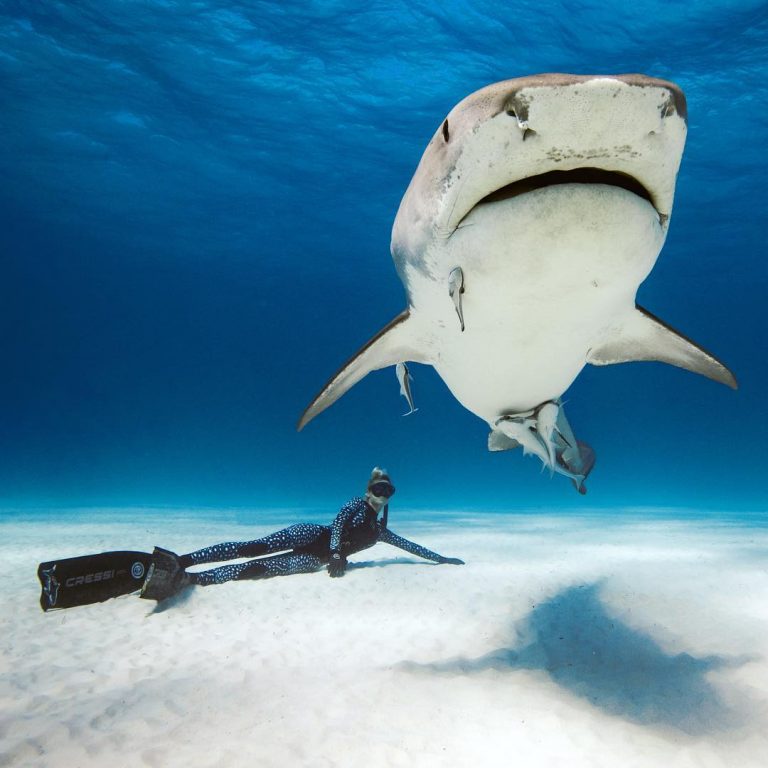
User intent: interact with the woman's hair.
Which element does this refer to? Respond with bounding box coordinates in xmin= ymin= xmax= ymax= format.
xmin=368 ymin=466 xmax=390 ymax=487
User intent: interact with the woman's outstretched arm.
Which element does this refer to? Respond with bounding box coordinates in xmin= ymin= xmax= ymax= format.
xmin=376 ymin=527 xmax=464 ymax=565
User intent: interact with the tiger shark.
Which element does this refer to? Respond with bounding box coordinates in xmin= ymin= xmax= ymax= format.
xmin=298 ymin=74 xmax=736 ymax=487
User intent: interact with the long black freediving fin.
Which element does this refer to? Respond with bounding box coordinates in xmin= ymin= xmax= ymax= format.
xmin=37 ymin=550 xmax=152 ymax=611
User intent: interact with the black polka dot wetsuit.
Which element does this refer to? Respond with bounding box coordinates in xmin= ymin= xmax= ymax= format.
xmin=179 ymin=497 xmax=460 ymax=586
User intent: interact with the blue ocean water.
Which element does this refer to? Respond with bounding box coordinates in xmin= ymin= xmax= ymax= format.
xmin=1 ymin=1 xmax=766 ymax=513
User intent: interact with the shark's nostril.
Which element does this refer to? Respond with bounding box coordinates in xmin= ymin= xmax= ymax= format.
xmin=662 ymin=100 xmax=676 ymax=119
xmin=506 ymin=107 xmax=531 ymax=137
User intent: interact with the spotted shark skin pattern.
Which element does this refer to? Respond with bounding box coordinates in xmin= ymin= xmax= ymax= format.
xmin=182 ymin=497 xmax=452 ymax=586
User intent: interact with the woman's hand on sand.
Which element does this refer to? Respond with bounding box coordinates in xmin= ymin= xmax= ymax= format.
xmin=327 ymin=552 xmax=347 ymax=577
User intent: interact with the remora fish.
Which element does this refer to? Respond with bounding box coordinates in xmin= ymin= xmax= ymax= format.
xmin=447 ymin=266 xmax=465 ymax=331
xmin=535 ymin=401 xmax=563 ymax=470
xmin=395 ymin=362 xmax=418 ymax=415
xmin=298 ymin=74 xmax=737 ymax=482
xmin=488 ymin=410 xmax=591 ymax=491
xmin=494 ymin=416 xmax=549 ymax=466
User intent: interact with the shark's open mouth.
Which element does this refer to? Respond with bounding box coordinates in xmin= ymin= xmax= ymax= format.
xmin=478 ymin=167 xmax=656 ymax=212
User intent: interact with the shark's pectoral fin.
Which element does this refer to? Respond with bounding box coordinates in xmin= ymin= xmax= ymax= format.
xmin=298 ymin=310 xmax=429 ymax=431
xmin=586 ymin=306 xmax=737 ymax=389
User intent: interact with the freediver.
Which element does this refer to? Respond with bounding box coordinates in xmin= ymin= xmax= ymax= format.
xmin=139 ymin=468 xmax=465 ymax=601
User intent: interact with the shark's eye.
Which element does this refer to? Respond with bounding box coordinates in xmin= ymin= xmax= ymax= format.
xmin=442 ymin=119 xmax=450 ymax=142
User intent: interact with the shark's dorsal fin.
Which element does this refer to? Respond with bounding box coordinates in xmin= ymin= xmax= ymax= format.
xmin=298 ymin=310 xmax=429 ymax=430
xmin=587 ymin=306 xmax=737 ymax=389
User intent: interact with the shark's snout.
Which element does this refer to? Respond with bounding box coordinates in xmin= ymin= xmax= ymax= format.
xmin=438 ymin=75 xmax=688 ymax=235
xmin=500 ymin=73 xmax=687 ymax=126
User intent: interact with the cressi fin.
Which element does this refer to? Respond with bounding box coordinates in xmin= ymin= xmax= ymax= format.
xmin=37 ymin=550 xmax=152 ymax=611
xmin=139 ymin=547 xmax=191 ymax=601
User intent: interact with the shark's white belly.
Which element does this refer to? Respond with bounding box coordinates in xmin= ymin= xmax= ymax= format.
xmin=404 ymin=184 xmax=665 ymax=423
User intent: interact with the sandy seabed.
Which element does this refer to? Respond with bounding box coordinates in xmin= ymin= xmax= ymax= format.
xmin=1 ymin=509 xmax=768 ymax=768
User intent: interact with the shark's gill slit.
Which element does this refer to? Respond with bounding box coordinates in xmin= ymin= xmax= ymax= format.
xmin=442 ymin=119 xmax=450 ymax=142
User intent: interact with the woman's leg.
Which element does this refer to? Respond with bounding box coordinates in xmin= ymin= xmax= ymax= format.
xmin=191 ymin=552 xmax=324 ymax=586
xmin=181 ymin=524 xmax=328 ymax=567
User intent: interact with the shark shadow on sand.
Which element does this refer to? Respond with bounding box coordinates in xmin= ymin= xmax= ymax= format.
xmin=400 ymin=583 xmax=754 ymax=735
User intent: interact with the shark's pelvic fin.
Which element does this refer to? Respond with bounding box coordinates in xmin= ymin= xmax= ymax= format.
xmin=298 ymin=310 xmax=428 ymax=431
xmin=488 ymin=429 xmax=520 ymax=452
xmin=587 ymin=306 xmax=737 ymax=389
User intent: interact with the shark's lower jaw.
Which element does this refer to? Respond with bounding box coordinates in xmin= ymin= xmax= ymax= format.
xmin=459 ymin=168 xmax=663 ymax=230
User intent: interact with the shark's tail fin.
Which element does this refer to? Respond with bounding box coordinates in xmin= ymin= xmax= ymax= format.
xmin=565 ymin=440 xmax=596 ymax=495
